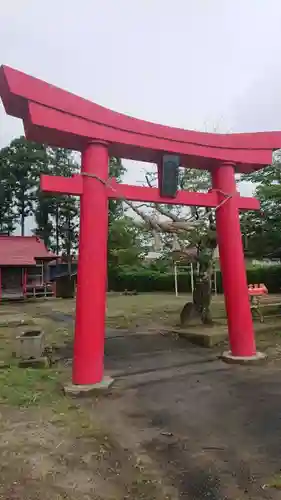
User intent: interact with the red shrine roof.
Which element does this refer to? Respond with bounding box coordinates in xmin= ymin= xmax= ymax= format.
xmin=0 ymin=236 xmax=56 ymax=266
xmin=1 ymin=65 xmax=281 ymax=172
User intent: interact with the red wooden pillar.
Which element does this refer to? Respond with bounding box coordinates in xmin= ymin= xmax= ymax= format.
xmin=73 ymin=141 xmax=109 ymax=385
xmin=211 ymin=162 xmax=256 ymax=357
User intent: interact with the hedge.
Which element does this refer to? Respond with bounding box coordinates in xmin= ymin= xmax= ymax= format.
xmin=108 ymin=266 xmax=281 ymax=293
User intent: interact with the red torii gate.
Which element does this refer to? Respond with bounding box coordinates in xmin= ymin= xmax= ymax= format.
xmin=1 ymin=65 xmax=281 ymax=390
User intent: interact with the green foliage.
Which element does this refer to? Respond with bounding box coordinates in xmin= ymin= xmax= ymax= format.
xmin=0 ymin=137 xmax=80 ymax=249
xmin=245 ymin=265 xmax=281 ymax=293
xmin=241 ymin=154 xmax=281 ymax=257
xmin=180 ymin=167 xmax=210 ymax=192
xmin=109 ymin=268 xmax=178 ymax=292
xmin=107 ymin=158 xmax=145 ymax=267
xmin=108 ymin=217 xmax=144 ymax=269
xmin=108 ymin=157 xmax=126 ymax=222
xmin=108 ymin=265 xmax=281 ymax=293
xmin=1 ymin=136 xmax=48 ymax=235
xmin=0 ymin=136 xmax=144 ymax=265
xmin=0 ymin=149 xmax=15 ymax=233
xmin=34 ymin=147 xmax=79 ymax=252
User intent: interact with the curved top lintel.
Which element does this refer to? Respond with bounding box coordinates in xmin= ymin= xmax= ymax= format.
xmin=1 ymin=64 xmax=281 ymax=171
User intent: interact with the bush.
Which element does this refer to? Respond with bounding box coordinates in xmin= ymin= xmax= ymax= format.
xmin=109 ymin=269 xmax=177 ymax=292
xmin=246 ymin=266 xmax=281 ymax=293
xmin=108 ymin=265 xmax=281 ymax=293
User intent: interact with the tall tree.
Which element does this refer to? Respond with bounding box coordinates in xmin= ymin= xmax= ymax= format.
xmin=240 ymin=154 xmax=281 ymax=258
xmin=0 ymin=139 xmax=145 ymax=267
xmin=58 ymin=196 xmax=79 ymax=257
xmin=108 ymin=157 xmax=126 ymax=222
xmin=128 ymin=167 xmax=217 ymax=324
xmin=108 ymin=158 xmax=127 ymax=260
xmin=0 ymin=148 xmax=16 ymax=234
xmin=3 ymin=137 xmax=48 ymax=236
xmin=1 ymin=136 xmax=48 ymax=236
xmin=108 ymin=216 xmax=145 ymax=269
xmin=34 ymin=147 xmax=79 ymax=252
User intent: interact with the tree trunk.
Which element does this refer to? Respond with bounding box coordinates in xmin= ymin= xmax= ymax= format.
xmin=193 ymin=274 xmax=213 ymax=324
xmin=180 ymin=249 xmax=215 ymax=327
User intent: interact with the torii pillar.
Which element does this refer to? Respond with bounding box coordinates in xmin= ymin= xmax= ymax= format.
xmin=40 ymin=151 xmax=264 ymax=389
xmin=1 ymin=66 xmax=280 ymax=391
xmin=211 ymin=162 xmax=257 ymax=360
xmin=74 ymin=142 xmax=110 ymax=386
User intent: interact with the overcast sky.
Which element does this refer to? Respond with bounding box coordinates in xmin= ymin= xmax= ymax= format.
xmin=1 ymin=0 xmax=281 ymax=232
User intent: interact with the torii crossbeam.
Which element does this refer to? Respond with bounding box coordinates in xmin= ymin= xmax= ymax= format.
xmin=1 ymin=65 xmax=281 ymax=388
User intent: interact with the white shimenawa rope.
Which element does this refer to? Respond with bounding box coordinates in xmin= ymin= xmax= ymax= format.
xmin=81 ymin=172 xmax=234 ymax=214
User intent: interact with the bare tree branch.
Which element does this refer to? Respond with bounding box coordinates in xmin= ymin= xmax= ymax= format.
xmin=145 ymin=169 xmax=191 ymax=224
xmin=152 ymin=203 xmax=183 ymax=223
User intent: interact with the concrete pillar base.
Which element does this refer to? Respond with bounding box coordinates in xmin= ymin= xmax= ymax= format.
xmin=220 ymin=351 xmax=267 ymax=365
xmin=63 ymin=376 xmax=114 ymax=396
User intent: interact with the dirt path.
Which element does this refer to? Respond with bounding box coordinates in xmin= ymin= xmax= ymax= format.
xmin=43 ymin=321 xmax=281 ymax=499
xmin=95 ymin=330 xmax=281 ymax=499
xmin=2 ymin=298 xmax=281 ymax=498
